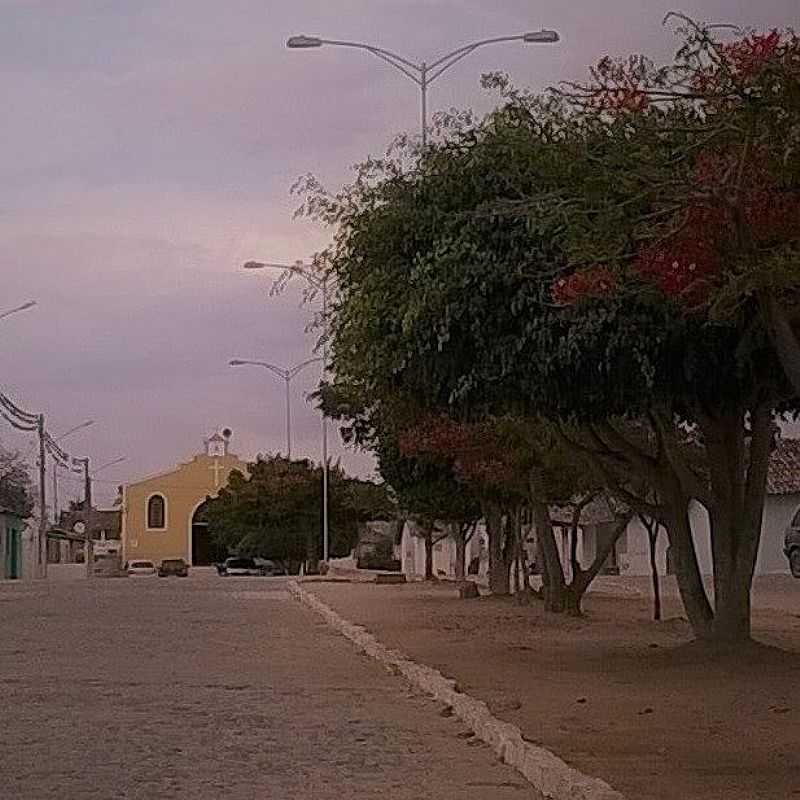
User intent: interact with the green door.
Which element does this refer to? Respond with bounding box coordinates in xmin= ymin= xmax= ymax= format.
xmin=6 ymin=529 xmax=20 ymax=579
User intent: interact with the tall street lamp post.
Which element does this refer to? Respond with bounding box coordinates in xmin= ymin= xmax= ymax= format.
xmin=229 ymin=357 xmax=323 ymax=459
xmin=286 ymin=30 xmax=559 ymax=147
xmin=0 ymin=300 xmax=36 ymax=322
xmin=74 ymin=455 xmax=125 ymax=577
xmin=242 ymin=260 xmax=332 ymax=562
xmin=51 ymin=419 xmax=95 ymax=525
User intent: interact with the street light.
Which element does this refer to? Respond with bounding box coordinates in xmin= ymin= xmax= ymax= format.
xmin=0 ymin=300 xmax=37 ymax=321
xmin=74 ymin=454 xmax=125 ymax=577
xmin=229 ymin=357 xmax=323 ymax=459
xmin=286 ymin=30 xmax=560 ymax=146
xmin=51 ymin=419 xmax=95 ymax=523
xmin=242 ymin=259 xmax=332 ymax=562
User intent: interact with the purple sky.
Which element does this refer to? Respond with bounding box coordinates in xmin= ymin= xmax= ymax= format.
xmin=2 ymin=0 xmax=797 ymax=505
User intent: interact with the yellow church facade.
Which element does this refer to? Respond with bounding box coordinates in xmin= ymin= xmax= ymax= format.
xmin=121 ymin=432 xmax=248 ymax=566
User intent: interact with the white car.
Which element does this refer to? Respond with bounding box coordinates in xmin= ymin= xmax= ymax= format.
xmin=220 ymin=557 xmax=263 ymax=576
xmin=127 ymin=559 xmax=157 ymax=576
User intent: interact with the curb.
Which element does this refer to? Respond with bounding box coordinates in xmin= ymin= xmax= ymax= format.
xmin=288 ymin=580 xmax=625 ymax=800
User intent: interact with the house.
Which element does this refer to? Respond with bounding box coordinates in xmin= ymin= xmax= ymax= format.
xmin=0 ymin=506 xmax=25 ymax=579
xmin=48 ymin=506 xmax=122 ymax=563
xmin=400 ymin=437 xmax=800 ymax=583
xmin=121 ymin=431 xmax=247 ymax=566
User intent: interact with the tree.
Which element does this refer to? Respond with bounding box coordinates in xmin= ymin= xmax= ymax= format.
xmin=206 ymin=455 xmax=394 ymax=569
xmin=302 ymin=17 xmax=797 ymax=643
xmin=0 ymin=444 xmax=33 ymax=517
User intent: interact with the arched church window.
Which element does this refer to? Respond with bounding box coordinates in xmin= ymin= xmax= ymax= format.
xmin=147 ymin=494 xmax=166 ymax=529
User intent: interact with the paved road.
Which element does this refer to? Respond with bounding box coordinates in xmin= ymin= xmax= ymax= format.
xmin=0 ymin=570 xmax=535 ymax=799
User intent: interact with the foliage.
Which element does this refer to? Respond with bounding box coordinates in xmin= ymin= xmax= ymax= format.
xmin=205 ymin=455 xmax=394 ymax=563
xmin=0 ymin=444 xmax=33 ymax=517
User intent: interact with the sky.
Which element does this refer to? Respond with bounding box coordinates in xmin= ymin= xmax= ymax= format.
xmin=2 ymin=0 xmax=797 ymax=506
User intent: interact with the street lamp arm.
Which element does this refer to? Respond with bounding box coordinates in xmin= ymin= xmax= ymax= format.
xmin=0 ymin=300 xmax=37 ymax=321
xmin=92 ymin=456 xmax=126 ymax=476
xmin=243 ymin=260 xmax=333 ymax=293
xmin=287 ymin=356 xmax=324 ymax=380
xmin=317 ymin=38 xmax=421 ymax=73
xmin=55 ymin=419 xmax=95 ymax=442
xmin=230 ymin=359 xmax=288 ymax=380
xmin=358 ymin=47 xmax=422 ymax=86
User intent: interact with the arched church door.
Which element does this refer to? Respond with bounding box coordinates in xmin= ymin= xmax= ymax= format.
xmin=191 ymin=501 xmax=226 ymax=565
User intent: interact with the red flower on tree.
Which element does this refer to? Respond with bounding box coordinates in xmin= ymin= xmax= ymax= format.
xmin=634 ymin=237 xmax=721 ymax=310
xmin=552 ymin=266 xmax=617 ymax=307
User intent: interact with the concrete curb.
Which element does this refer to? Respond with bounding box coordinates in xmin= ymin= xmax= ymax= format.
xmin=288 ymin=580 xmax=625 ymax=800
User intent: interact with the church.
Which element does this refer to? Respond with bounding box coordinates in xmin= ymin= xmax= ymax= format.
xmin=121 ymin=431 xmax=248 ymax=566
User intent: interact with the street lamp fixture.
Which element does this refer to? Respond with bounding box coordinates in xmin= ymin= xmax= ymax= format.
xmin=285 ymin=30 xmax=560 ymax=146
xmin=229 ymin=357 xmax=323 ymax=460
xmin=51 ymin=419 xmax=96 ymax=523
xmin=0 ymin=300 xmax=37 ymax=321
xmin=287 ymin=35 xmax=323 ymax=49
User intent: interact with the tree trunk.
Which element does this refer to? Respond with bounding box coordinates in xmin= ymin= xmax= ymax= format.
xmin=662 ymin=494 xmax=714 ymax=639
xmin=485 ymin=503 xmax=510 ymax=595
xmin=701 ymin=403 xmax=773 ymax=644
xmin=424 ymin=527 xmax=434 ymax=581
xmin=761 ymin=291 xmax=800 ymax=396
xmin=532 ymin=500 xmax=565 ymax=612
xmin=453 ymin=522 xmax=466 ymax=581
xmin=641 ymin=516 xmax=662 ymax=621
xmin=564 ymin=513 xmax=631 ymax=616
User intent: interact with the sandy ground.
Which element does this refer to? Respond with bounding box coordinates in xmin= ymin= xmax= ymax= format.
xmin=0 ymin=569 xmax=538 ymax=799
xmin=306 ymin=575 xmax=800 ymax=800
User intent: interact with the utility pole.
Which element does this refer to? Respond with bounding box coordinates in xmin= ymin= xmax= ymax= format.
xmin=37 ymin=414 xmax=47 ymax=578
xmin=52 ymin=464 xmax=59 ymax=526
xmin=77 ymin=457 xmax=93 ymax=578
xmin=84 ymin=458 xmax=93 ymax=578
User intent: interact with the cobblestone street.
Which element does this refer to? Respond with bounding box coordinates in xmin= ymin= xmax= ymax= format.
xmin=0 ymin=569 xmax=533 ymax=799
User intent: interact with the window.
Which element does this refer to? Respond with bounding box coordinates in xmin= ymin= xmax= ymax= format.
xmin=147 ymin=495 xmax=166 ymax=529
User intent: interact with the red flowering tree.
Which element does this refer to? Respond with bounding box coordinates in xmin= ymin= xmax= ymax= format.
xmin=557 ymin=16 xmax=799 ymax=356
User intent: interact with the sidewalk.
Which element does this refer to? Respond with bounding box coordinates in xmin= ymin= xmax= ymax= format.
xmin=303 ymin=577 xmax=800 ymax=800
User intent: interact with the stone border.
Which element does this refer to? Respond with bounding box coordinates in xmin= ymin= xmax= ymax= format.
xmin=288 ymin=580 xmax=624 ymax=800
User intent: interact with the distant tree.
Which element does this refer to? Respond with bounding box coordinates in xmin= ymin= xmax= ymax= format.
xmin=205 ymin=455 xmax=394 ymax=568
xmin=0 ymin=444 xmax=33 ymax=517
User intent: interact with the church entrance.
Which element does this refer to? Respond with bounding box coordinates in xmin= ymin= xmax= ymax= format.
xmin=191 ymin=502 xmax=226 ymax=566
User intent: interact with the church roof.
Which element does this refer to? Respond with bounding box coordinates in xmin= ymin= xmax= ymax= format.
xmin=207 ymin=432 xmax=225 ymax=442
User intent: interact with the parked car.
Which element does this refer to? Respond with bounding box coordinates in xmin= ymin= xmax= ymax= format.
xmin=784 ymin=511 xmax=800 ymax=577
xmin=158 ymin=558 xmax=189 ymax=577
xmin=127 ymin=559 xmax=157 ymax=576
xmin=219 ymin=557 xmax=263 ymax=577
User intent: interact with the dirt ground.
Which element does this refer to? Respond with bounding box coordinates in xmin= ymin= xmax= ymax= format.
xmin=306 ymin=575 xmax=800 ymax=800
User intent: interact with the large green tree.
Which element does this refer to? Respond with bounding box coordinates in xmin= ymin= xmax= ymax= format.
xmin=206 ymin=455 xmax=394 ymax=568
xmin=304 ymin=17 xmax=798 ymax=643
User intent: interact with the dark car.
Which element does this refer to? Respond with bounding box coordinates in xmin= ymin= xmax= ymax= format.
xmin=784 ymin=509 xmax=800 ymax=577
xmin=158 ymin=558 xmax=189 ymax=577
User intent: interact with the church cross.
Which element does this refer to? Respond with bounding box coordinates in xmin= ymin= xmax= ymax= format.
xmin=209 ymin=458 xmax=224 ymax=488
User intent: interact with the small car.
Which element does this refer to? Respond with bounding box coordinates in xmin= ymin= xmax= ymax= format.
xmin=220 ymin=557 xmax=262 ymax=577
xmin=127 ymin=559 xmax=157 ymax=576
xmin=784 ymin=510 xmax=800 ymax=577
xmin=158 ymin=558 xmax=189 ymax=577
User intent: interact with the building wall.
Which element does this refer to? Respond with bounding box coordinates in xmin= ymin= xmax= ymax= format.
xmin=757 ymin=494 xmax=798 ymax=574
xmin=400 ymin=520 xmax=486 ymax=580
xmin=122 ymin=453 xmax=246 ymax=565
xmin=620 ymin=494 xmax=798 ymax=577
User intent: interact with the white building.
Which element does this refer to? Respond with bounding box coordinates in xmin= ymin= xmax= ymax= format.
xmin=399 ymin=438 xmax=800 ymax=582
